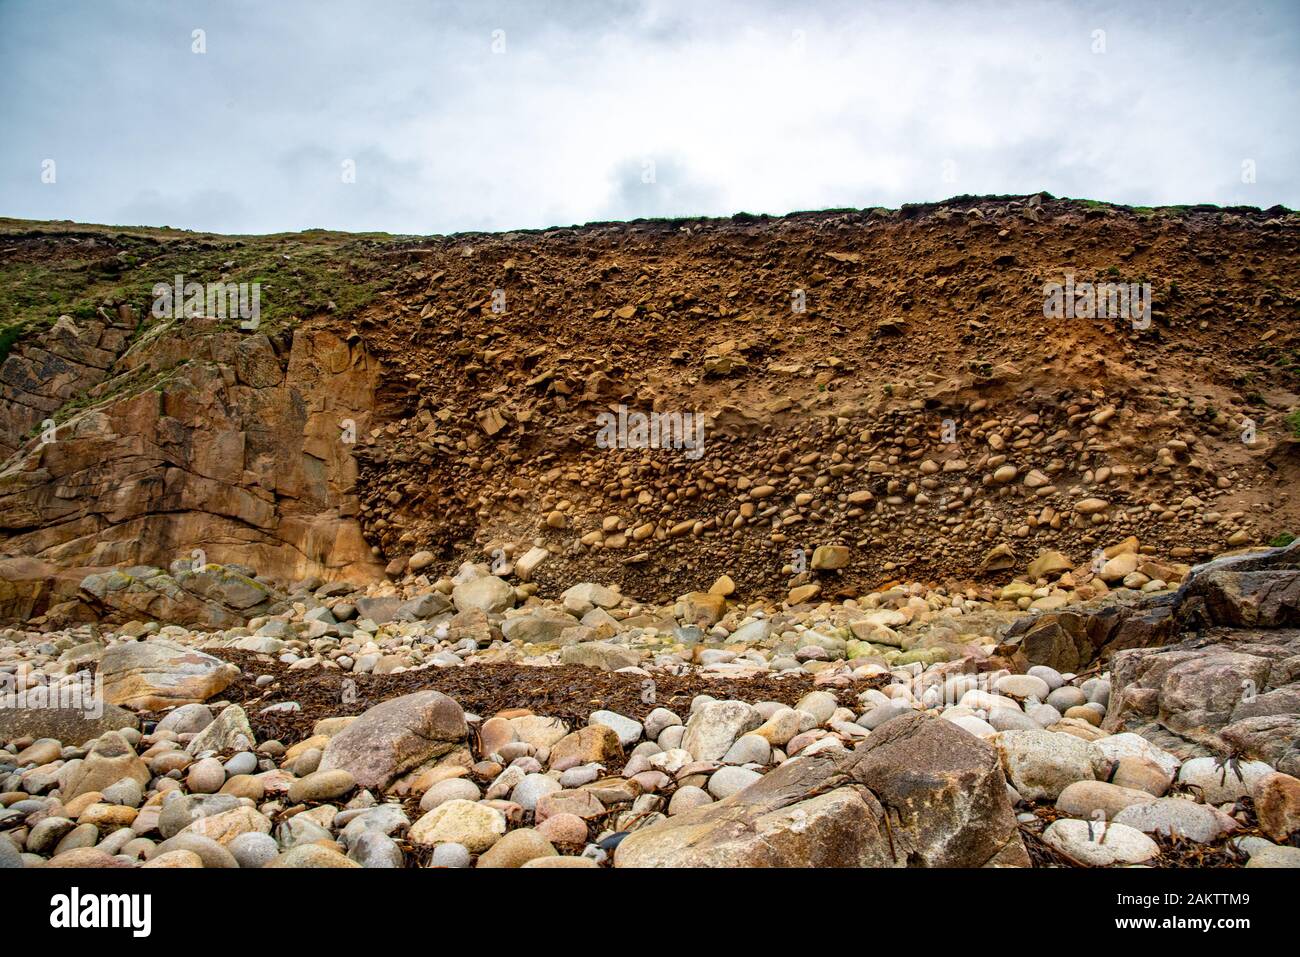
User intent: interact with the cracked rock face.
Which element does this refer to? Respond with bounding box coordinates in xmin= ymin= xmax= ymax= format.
xmin=1090 ymin=543 xmax=1300 ymax=770
xmin=0 ymin=323 xmax=383 ymax=622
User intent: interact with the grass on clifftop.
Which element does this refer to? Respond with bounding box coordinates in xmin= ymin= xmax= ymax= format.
xmin=0 ymin=220 xmax=394 ymax=363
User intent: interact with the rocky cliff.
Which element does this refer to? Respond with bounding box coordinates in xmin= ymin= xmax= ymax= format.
xmin=1 ymin=197 xmax=1298 ymax=622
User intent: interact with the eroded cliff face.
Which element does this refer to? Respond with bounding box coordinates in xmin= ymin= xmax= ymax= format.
xmin=1 ymin=198 xmax=1298 ymax=623
xmin=0 ymin=315 xmax=383 ymax=619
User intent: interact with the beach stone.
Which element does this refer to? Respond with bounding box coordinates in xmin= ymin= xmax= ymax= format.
xmin=643 ymin=708 xmax=683 ymax=740
xmin=158 ymin=794 xmax=242 ymax=839
xmin=588 ymin=710 xmax=643 ymax=747
xmin=988 ymin=707 xmax=1040 ymax=732
xmin=409 ymin=799 xmax=506 ymax=852
xmin=794 ymin=691 xmax=838 ymax=725
xmin=1089 ymin=733 xmax=1180 ymax=781
xmin=510 ymin=773 xmax=561 ymax=812
xmin=1176 ymin=756 xmax=1274 ymax=804
xmin=15 ymin=739 xmax=62 ymax=766
xmin=156 ymin=704 xmax=215 ymax=736
xmin=510 ymin=716 xmax=569 ymax=749
xmin=268 ymin=844 xmax=361 ymax=868
xmin=187 ymin=758 xmax=226 ymax=794
xmin=141 ymin=849 xmax=204 ymax=868
xmin=549 ymin=724 xmax=623 ymax=768
xmin=521 ymin=855 xmax=599 ymax=868
xmin=995 ymin=674 xmax=1051 ymax=700
xmin=668 ymin=785 xmax=714 ymax=816
xmin=44 ymin=847 xmax=131 ymax=868
xmin=187 ymin=705 xmax=257 ymax=756
xmin=287 ymin=769 xmax=356 ymax=804
xmin=182 ymin=806 xmax=272 ymax=845
xmin=1109 ymin=757 xmax=1174 ymax=797
xmin=100 ymin=641 xmax=239 ymax=710
xmin=681 ymin=701 xmax=762 ymax=761
xmin=451 ymin=575 xmax=515 ymax=613
xmin=78 ymin=803 xmax=137 ymax=829
xmin=1056 ymin=781 xmax=1156 ymax=820
xmin=478 ymin=717 xmax=516 ymax=756
xmin=54 ymin=823 xmax=100 ymax=855
xmin=338 ymin=804 xmax=410 ymax=845
xmin=347 ymin=830 xmax=404 ymax=868
xmin=228 ymin=831 xmax=279 ymax=868
xmin=707 ymin=765 xmax=763 ymax=799
xmin=219 ymin=775 xmax=264 ymax=801
xmin=558 ymin=642 xmax=639 ymax=671
xmin=223 ymin=752 xmax=257 ymax=776
xmin=153 ymin=832 xmax=239 ymax=868
xmin=276 ymin=815 xmax=332 ymax=848
xmin=63 ymin=732 xmax=150 ymax=800
xmin=1042 ymin=818 xmax=1158 ymax=865
xmin=1046 ymin=687 xmax=1087 ymax=711
xmin=27 ymin=817 xmax=76 ymax=854
xmin=476 ymin=828 xmax=557 ymax=868
xmin=946 ymin=714 xmax=997 ymax=738
xmin=1026 ymin=704 xmax=1062 ymax=727
xmin=750 ymin=708 xmax=803 ymax=746
xmin=535 ymin=813 xmax=588 ymax=844
xmin=1113 ymin=798 xmax=1234 ymax=843
xmin=992 ymin=729 xmax=1094 ymax=800
xmin=319 ymin=691 xmax=467 ymax=789
xmin=0 ymin=838 xmax=23 ymax=869
xmin=1027 ymin=665 xmax=1065 ymax=690
xmin=420 ymin=777 xmax=482 ymax=811
xmin=1245 ymin=845 xmax=1300 ymax=868
xmin=1250 ymin=772 xmax=1300 ymax=842
xmin=428 ymin=842 xmax=472 ymax=868
xmin=722 ymin=734 xmax=771 ymax=766
xmin=535 ymin=789 xmax=605 ymax=822
xmin=858 ymin=701 xmax=914 ymax=730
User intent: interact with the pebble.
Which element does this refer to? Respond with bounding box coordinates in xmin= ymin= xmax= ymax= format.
xmin=706 ymin=765 xmax=762 ymax=799
xmin=1113 ymin=798 xmax=1236 ymax=843
xmin=1042 ymin=818 xmax=1159 ymax=865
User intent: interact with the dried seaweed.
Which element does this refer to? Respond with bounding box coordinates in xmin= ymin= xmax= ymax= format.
xmin=191 ymin=649 xmax=889 ymax=747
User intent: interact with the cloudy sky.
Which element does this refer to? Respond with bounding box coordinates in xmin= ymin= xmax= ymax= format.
xmin=1 ymin=0 xmax=1296 ymax=235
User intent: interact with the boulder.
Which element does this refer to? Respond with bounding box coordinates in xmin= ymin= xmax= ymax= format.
xmin=1104 ymin=628 xmax=1300 ymax=758
xmin=680 ymin=700 xmax=762 ymax=762
xmin=992 ymin=729 xmax=1095 ymax=800
xmin=451 ymin=576 xmax=515 ymax=614
xmin=408 ymin=799 xmax=506 ymax=852
xmin=0 ymin=702 xmax=137 ymax=747
xmin=319 ymin=691 xmax=467 ymax=789
xmin=616 ymin=714 xmax=1025 ymax=868
xmin=1042 ymin=818 xmax=1159 ymax=865
xmin=99 ymin=640 xmax=239 ymax=710
xmin=62 ymin=731 xmax=151 ymax=800
xmin=186 ymin=704 xmax=255 ymax=754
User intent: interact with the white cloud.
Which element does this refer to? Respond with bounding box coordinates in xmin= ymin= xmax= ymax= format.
xmin=0 ymin=0 xmax=1295 ymax=234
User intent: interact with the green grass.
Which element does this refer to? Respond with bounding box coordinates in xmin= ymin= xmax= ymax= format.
xmin=0 ymin=219 xmax=392 ymax=365
xmin=1287 ymin=407 xmax=1300 ymax=438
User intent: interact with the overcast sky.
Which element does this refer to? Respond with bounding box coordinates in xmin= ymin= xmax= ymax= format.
xmin=1 ymin=0 xmax=1296 ymax=235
